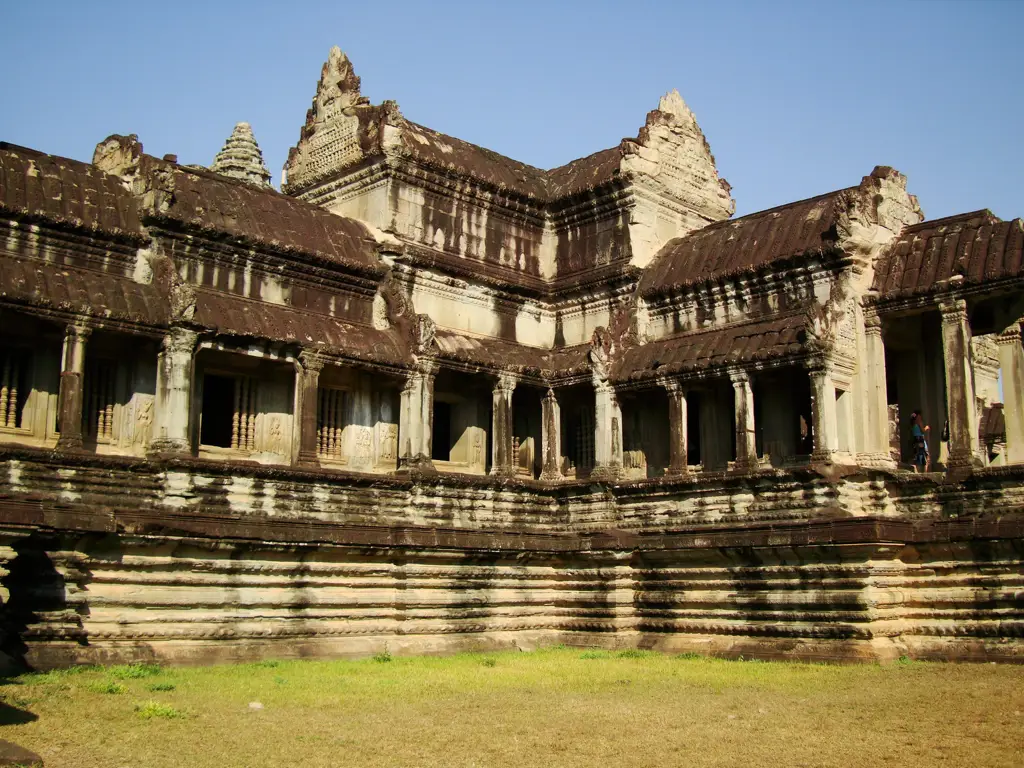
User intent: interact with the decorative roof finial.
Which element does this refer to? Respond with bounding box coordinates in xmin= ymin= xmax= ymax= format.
xmin=210 ymin=122 xmax=272 ymax=188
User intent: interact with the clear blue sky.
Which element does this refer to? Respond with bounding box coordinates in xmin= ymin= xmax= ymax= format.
xmin=2 ymin=1 xmax=1021 ymax=219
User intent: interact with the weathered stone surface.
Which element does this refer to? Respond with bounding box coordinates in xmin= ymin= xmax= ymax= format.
xmin=0 ymin=45 xmax=1023 ymax=667
xmin=209 ymin=122 xmax=272 ymax=189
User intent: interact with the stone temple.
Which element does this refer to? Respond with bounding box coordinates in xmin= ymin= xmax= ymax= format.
xmin=0 ymin=47 xmax=1022 ymax=669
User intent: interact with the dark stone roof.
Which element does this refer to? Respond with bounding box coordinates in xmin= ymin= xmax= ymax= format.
xmin=0 ymin=259 xmax=168 ymax=327
xmin=546 ymin=147 xmax=623 ymax=201
xmin=434 ymin=331 xmax=591 ymax=378
xmin=193 ymin=289 xmax=404 ymax=366
xmin=401 ymin=124 xmax=627 ymax=203
xmin=401 ymin=122 xmax=549 ymax=200
xmin=0 ymin=142 xmax=144 ymax=241
xmin=638 ymin=189 xmax=853 ymax=298
xmin=872 ymin=211 xmax=1024 ymax=300
xmin=613 ymin=313 xmax=807 ymax=383
xmin=138 ymin=155 xmax=383 ymax=277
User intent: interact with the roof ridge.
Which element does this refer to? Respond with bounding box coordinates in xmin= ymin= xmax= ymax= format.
xmin=903 ymin=209 xmax=999 ymax=232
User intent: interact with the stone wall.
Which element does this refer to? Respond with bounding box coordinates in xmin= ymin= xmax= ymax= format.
xmin=1 ymin=447 xmax=1021 ymax=668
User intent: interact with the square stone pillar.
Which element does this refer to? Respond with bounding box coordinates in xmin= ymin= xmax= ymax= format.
xmin=398 ymin=364 xmax=436 ymax=472
xmin=809 ymin=364 xmax=838 ymax=462
xmin=56 ymin=323 xmax=90 ymax=451
xmin=540 ymin=388 xmax=562 ymax=481
xmin=592 ymin=380 xmax=622 ymax=480
xmin=664 ymin=381 xmax=689 ymax=476
xmin=939 ymin=298 xmax=981 ymax=471
xmin=730 ymin=370 xmax=758 ymax=470
xmin=296 ymin=351 xmax=324 ymax=466
xmin=149 ymin=326 xmax=198 ymax=456
xmin=863 ymin=316 xmax=893 ymax=461
xmin=490 ymin=373 xmax=517 ymax=477
xmin=997 ymin=325 xmax=1024 ymax=464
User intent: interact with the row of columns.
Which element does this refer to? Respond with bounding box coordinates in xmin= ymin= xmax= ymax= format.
xmin=50 ymin=308 xmax=1024 ymax=475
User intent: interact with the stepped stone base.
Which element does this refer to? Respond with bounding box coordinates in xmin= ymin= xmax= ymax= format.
xmin=1 ymin=447 xmax=1023 ymax=668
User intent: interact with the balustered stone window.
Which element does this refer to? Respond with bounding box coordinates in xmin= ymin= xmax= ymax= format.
xmin=83 ymin=358 xmax=119 ymax=443
xmin=200 ymin=373 xmax=260 ymax=450
xmin=317 ymin=386 xmax=348 ymax=462
xmin=0 ymin=346 xmax=31 ymax=431
xmin=194 ymin=352 xmax=295 ymax=465
xmin=0 ymin=335 xmax=60 ymax=448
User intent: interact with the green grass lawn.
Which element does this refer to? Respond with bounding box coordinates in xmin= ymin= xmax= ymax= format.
xmin=2 ymin=647 xmax=1022 ymax=768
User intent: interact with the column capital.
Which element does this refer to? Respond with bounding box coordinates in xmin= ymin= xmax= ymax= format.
xmin=414 ymin=358 xmax=438 ymax=377
xmin=299 ymin=349 xmax=326 ymax=373
xmin=938 ymin=296 xmax=968 ymax=320
xmin=997 ymin=324 xmax=1022 ymax=346
xmin=727 ymin=367 xmax=750 ymax=386
xmin=163 ymin=326 xmax=199 ymax=356
xmin=64 ymin=321 xmax=92 ymax=342
xmin=493 ymin=371 xmax=518 ymax=395
xmin=863 ymin=312 xmax=883 ymax=334
xmin=805 ymin=355 xmax=834 ymax=377
xmin=659 ymin=377 xmax=684 ymax=394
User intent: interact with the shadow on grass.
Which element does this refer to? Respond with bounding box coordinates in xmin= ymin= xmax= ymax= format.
xmin=0 ymin=700 xmax=37 ymax=725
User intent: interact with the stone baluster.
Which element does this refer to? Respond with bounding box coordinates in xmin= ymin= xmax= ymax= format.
xmin=664 ymin=380 xmax=689 ymax=476
xmin=540 ymin=388 xmax=562 ymax=481
xmin=939 ymin=298 xmax=981 ymax=471
xmin=148 ymin=326 xmax=198 ymax=456
xmin=997 ymin=324 xmax=1024 ymax=464
xmin=296 ymin=351 xmax=324 ymax=466
xmin=56 ymin=322 xmax=91 ymax=451
xmin=592 ymin=379 xmax=622 ymax=480
xmin=398 ymin=363 xmax=436 ymax=472
xmin=490 ymin=373 xmax=517 ymax=477
xmin=809 ymin=363 xmax=838 ymax=462
xmin=730 ymin=369 xmax=757 ymax=470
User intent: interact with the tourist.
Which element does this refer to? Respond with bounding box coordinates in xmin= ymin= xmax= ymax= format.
xmin=910 ymin=411 xmax=931 ymax=472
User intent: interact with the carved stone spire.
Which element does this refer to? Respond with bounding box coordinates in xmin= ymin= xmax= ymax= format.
xmin=210 ymin=122 xmax=272 ymax=188
xmin=282 ymin=47 xmax=374 ymax=194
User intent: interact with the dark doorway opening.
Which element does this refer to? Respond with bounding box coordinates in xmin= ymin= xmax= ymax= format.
xmin=432 ymin=401 xmax=452 ymax=461
xmin=200 ymin=374 xmax=235 ymax=447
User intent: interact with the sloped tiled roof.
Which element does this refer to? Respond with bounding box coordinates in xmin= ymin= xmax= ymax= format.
xmin=638 ymin=189 xmax=853 ymax=298
xmin=0 ymin=143 xmax=144 ymax=240
xmin=433 ymin=331 xmax=591 ymax=378
xmin=400 ymin=123 xmax=625 ymax=203
xmin=613 ymin=314 xmax=807 ymax=383
xmin=193 ymin=290 xmax=404 ymax=366
xmin=141 ymin=157 xmax=384 ymax=276
xmin=0 ymin=259 xmax=168 ymax=327
xmin=872 ymin=211 xmax=1024 ymax=300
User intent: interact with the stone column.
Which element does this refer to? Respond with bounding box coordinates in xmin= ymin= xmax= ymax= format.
xmin=398 ymin=364 xmax=436 ymax=472
xmin=730 ymin=370 xmax=757 ymax=469
xmin=997 ymin=325 xmax=1024 ymax=464
xmin=56 ymin=323 xmax=91 ymax=451
xmin=490 ymin=373 xmax=517 ymax=477
xmin=809 ymin=365 xmax=838 ymax=462
xmin=939 ymin=298 xmax=981 ymax=471
xmin=149 ymin=326 xmax=198 ymax=456
xmin=592 ymin=379 xmax=622 ymax=479
xmin=863 ymin=316 xmax=892 ymax=460
xmin=664 ymin=381 xmax=689 ymax=476
xmin=540 ymin=388 xmax=562 ymax=481
xmin=296 ymin=352 xmax=324 ymax=466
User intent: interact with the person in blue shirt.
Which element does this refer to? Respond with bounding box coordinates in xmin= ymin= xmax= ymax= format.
xmin=909 ymin=410 xmax=931 ymax=472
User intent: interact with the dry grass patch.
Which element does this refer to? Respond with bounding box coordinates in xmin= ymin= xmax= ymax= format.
xmin=1 ymin=648 xmax=1022 ymax=768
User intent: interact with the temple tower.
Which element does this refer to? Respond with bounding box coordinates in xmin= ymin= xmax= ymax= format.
xmin=210 ymin=122 xmax=272 ymax=188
